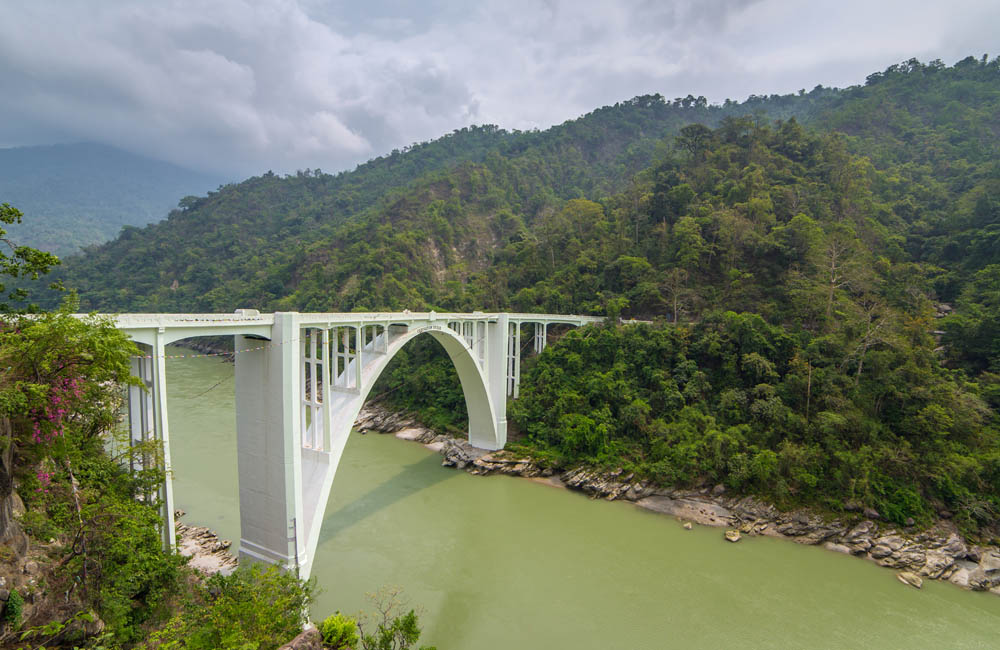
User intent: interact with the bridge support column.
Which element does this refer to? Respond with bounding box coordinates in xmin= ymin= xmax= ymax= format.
xmin=126 ymin=335 xmax=176 ymax=550
xmin=127 ymin=352 xmax=153 ymax=474
xmin=506 ymin=321 xmax=522 ymax=398
xmin=151 ymin=330 xmax=177 ymax=551
xmin=485 ymin=315 xmax=509 ymax=449
xmin=235 ymin=312 xmax=305 ymax=571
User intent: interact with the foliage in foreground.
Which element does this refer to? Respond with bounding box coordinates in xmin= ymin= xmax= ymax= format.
xmin=0 ymin=310 xmax=315 ymax=649
xmin=354 ymin=588 xmax=436 ymax=650
xmin=0 ymin=306 xmax=188 ymax=645
xmin=139 ymin=563 xmax=313 ymax=650
xmin=321 ymin=612 xmax=360 ymax=649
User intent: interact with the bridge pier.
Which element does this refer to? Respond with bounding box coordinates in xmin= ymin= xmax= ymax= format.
xmin=126 ymin=337 xmax=176 ymax=550
xmin=487 ymin=314 xmax=509 ymax=446
xmin=234 ymin=313 xmax=306 ymax=570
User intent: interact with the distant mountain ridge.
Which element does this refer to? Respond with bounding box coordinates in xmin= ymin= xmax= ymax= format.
xmin=0 ymin=142 xmax=225 ymax=256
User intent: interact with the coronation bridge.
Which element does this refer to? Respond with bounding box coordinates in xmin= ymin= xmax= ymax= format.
xmin=111 ymin=310 xmax=603 ymax=579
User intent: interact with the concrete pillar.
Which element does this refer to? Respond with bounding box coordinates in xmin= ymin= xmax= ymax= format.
xmin=150 ymin=330 xmax=176 ymax=551
xmin=533 ymin=322 xmax=547 ymax=354
xmin=354 ymin=326 xmax=362 ymax=391
xmin=235 ymin=312 xmax=305 ymax=570
xmin=127 ymin=350 xmax=153 ymax=474
xmin=125 ymin=340 xmax=174 ymax=550
xmin=513 ymin=322 xmax=521 ymax=398
xmin=486 ymin=315 xmax=508 ymax=448
xmin=321 ymin=327 xmax=332 ymax=452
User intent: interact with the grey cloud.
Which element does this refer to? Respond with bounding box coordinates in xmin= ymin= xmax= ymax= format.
xmin=0 ymin=0 xmax=997 ymax=177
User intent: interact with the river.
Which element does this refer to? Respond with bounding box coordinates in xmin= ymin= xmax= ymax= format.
xmin=164 ymin=348 xmax=1000 ymax=649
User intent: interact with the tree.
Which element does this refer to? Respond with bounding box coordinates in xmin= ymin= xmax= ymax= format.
xmin=817 ymin=223 xmax=862 ymax=324
xmin=675 ymin=124 xmax=715 ymax=161
xmin=662 ymin=268 xmax=689 ymax=324
xmin=138 ymin=564 xmax=314 ymax=650
xmin=0 ymin=202 xmax=65 ymax=548
xmin=670 ymin=216 xmax=706 ymax=270
xmin=0 ymin=202 xmax=62 ymax=312
xmin=357 ymin=588 xmax=436 ymax=650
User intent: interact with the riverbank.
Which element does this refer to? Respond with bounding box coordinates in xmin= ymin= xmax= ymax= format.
xmin=175 ymin=509 xmax=238 ymax=575
xmin=354 ymin=404 xmax=1000 ymax=597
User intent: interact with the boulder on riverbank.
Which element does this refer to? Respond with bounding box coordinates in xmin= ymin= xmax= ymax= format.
xmin=278 ymin=626 xmax=322 ymax=650
xmin=897 ymin=571 xmax=923 ymax=589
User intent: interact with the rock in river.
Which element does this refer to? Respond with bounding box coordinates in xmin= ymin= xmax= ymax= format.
xmin=725 ymin=529 xmax=741 ymax=543
xmin=896 ymin=571 xmax=923 ymax=589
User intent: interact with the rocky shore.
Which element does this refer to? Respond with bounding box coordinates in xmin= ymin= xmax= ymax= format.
xmin=175 ymin=510 xmax=238 ymax=575
xmin=354 ymin=404 xmax=1000 ymax=596
xmin=174 ymin=339 xmax=234 ymax=360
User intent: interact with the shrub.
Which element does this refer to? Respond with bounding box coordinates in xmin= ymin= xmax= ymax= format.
xmin=3 ymin=589 xmax=24 ymax=628
xmin=140 ymin=563 xmax=314 ymax=650
xmin=321 ymin=612 xmax=359 ymax=649
xmin=357 ymin=588 xmax=435 ymax=650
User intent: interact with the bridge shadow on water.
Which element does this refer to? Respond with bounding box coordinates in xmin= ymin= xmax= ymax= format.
xmin=317 ymin=450 xmax=456 ymax=544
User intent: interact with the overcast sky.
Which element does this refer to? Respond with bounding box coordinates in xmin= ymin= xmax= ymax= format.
xmin=1 ymin=0 xmax=997 ymax=178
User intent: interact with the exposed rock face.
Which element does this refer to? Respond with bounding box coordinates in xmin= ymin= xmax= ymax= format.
xmin=356 ymin=404 xmax=1000 ymax=596
xmin=635 ymin=495 xmax=734 ymax=526
xmin=0 ymin=417 xmax=30 ymax=559
xmin=278 ymin=625 xmax=322 ymax=650
xmin=356 ymin=406 xmax=431 ymax=436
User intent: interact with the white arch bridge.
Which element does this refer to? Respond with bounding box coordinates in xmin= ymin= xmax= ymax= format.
xmin=111 ymin=310 xmax=602 ymax=579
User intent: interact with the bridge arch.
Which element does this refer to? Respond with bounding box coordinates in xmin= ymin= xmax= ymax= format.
xmin=298 ymin=324 xmax=500 ymax=578
xmin=233 ymin=315 xmax=509 ymax=577
xmin=321 ymin=323 xmax=499 ymax=455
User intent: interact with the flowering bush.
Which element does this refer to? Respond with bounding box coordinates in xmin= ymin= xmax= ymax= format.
xmin=0 ymin=302 xmax=136 ymax=457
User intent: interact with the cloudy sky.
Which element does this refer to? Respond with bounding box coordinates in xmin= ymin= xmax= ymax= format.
xmin=1 ymin=0 xmax=997 ymax=178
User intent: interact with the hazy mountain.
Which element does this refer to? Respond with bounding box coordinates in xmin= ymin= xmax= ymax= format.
xmin=0 ymin=142 xmax=226 ymax=256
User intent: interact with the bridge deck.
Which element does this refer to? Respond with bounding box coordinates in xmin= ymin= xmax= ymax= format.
xmin=98 ymin=311 xmax=604 ymax=337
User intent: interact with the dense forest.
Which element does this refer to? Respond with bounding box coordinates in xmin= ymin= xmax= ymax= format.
xmin=0 ymin=143 xmax=223 ymax=256
xmin=30 ymin=56 xmax=1000 ymax=538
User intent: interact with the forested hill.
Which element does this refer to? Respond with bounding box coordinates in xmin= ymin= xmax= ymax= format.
xmin=42 ymin=83 xmax=843 ymax=311
xmin=34 ymin=56 xmax=1000 ymax=534
xmin=0 ymin=143 xmax=224 ymax=256
xmin=43 ymin=57 xmax=996 ymax=349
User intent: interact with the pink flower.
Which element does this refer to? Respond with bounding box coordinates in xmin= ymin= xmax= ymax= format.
xmin=35 ymin=469 xmax=53 ymax=492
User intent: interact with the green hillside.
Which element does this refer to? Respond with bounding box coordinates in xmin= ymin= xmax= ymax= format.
xmin=0 ymin=143 xmax=224 ymax=256
xmin=26 ymin=56 xmax=1000 ymax=535
xmin=44 ymin=90 xmax=839 ymax=312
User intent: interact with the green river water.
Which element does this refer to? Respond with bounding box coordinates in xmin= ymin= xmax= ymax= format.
xmin=164 ymin=349 xmax=1000 ymax=649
